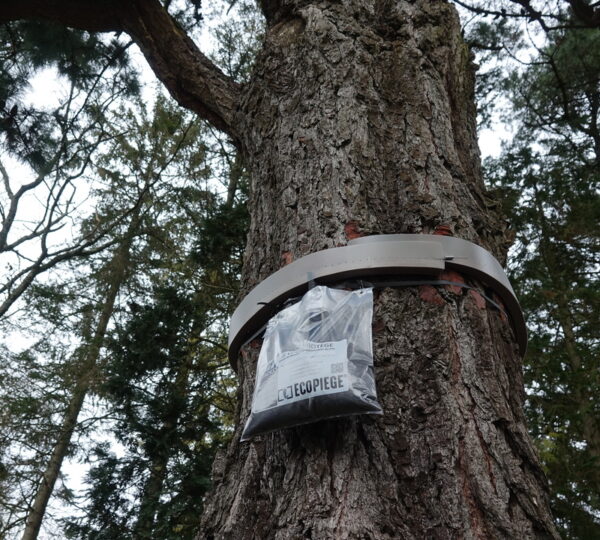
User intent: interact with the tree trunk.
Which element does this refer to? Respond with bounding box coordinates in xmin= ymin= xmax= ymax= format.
xmin=201 ymin=1 xmax=558 ymax=538
xmin=21 ymin=217 xmax=139 ymax=540
xmin=132 ymin=353 xmax=193 ymax=539
xmin=21 ymin=347 xmax=93 ymax=540
xmin=133 ymin=457 xmax=169 ymax=540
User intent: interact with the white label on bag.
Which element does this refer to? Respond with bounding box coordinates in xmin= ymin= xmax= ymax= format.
xmin=252 ymin=340 xmax=349 ymax=413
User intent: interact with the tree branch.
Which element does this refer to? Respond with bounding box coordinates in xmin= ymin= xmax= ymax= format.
xmin=453 ymin=0 xmax=600 ymax=30
xmin=0 ymin=0 xmax=242 ymax=143
xmin=569 ymin=0 xmax=600 ymax=27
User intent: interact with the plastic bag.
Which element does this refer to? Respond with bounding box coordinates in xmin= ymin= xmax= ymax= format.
xmin=241 ymin=285 xmax=382 ymax=441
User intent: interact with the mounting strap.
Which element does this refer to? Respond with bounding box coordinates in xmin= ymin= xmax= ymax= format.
xmin=228 ymin=234 xmax=527 ymax=368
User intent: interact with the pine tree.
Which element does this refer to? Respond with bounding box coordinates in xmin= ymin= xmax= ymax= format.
xmin=1 ymin=12 xmax=252 ymax=537
xmin=63 ymin=287 xmax=232 ymax=540
xmin=62 ymin=98 xmax=246 ymax=540
xmin=0 ymin=93 xmax=244 ymax=538
xmin=483 ymin=21 xmax=600 ymax=538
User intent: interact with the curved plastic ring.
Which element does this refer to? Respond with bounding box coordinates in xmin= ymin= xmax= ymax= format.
xmin=228 ymin=234 xmax=527 ymax=369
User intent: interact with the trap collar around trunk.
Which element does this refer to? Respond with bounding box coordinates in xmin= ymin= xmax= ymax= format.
xmin=228 ymin=234 xmax=527 ymax=369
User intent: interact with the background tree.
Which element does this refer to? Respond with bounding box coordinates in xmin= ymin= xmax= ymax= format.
xmin=0 ymin=90 xmax=244 ymax=538
xmin=479 ymin=20 xmax=600 ymax=538
xmin=0 ymin=22 xmax=139 ymax=318
xmin=1 ymin=6 xmax=254 ymax=537
xmin=454 ymin=0 xmax=600 ymax=32
xmin=62 ymin=286 xmax=233 ymax=540
xmin=60 ymin=97 xmax=246 ymax=540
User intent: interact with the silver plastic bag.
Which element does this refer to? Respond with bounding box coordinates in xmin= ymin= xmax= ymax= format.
xmin=241 ymin=285 xmax=382 ymax=441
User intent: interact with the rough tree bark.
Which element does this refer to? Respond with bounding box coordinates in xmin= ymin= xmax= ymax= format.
xmin=1 ymin=0 xmax=560 ymax=538
xmin=200 ymin=1 xmax=559 ymax=538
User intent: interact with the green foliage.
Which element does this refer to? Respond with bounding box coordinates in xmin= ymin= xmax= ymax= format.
xmin=0 ymin=2 xmax=250 ymax=538
xmin=209 ymin=0 xmax=264 ymax=83
xmin=0 ymin=20 xmax=137 ymax=171
xmin=0 ymin=343 xmax=81 ymax=537
xmin=60 ymin=94 xmax=244 ymax=535
xmin=488 ymin=149 xmax=600 ymax=538
xmin=465 ymin=18 xmax=524 ymax=128
xmin=0 ymin=80 xmax=244 ymax=537
xmin=64 ymin=286 xmax=232 ymax=540
xmin=194 ymin=195 xmax=249 ymax=273
xmin=483 ymin=20 xmax=600 ymax=538
xmin=511 ymin=27 xmax=600 ymax=163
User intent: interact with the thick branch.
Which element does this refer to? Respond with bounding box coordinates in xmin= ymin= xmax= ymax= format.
xmin=569 ymin=0 xmax=600 ymax=27
xmin=0 ymin=0 xmax=242 ymax=143
xmin=120 ymin=0 xmax=241 ymax=142
xmin=0 ymin=0 xmax=122 ymax=31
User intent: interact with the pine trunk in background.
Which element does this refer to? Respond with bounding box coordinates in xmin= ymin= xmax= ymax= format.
xmin=132 ymin=353 xmax=193 ymax=538
xmin=21 ymin=214 xmax=139 ymax=540
xmin=201 ymin=1 xmax=558 ymax=538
